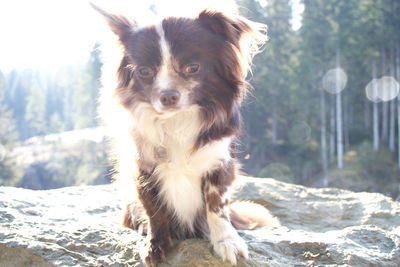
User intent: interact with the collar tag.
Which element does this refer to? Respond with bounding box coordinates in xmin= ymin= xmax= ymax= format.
xmin=155 ymin=146 xmax=168 ymax=159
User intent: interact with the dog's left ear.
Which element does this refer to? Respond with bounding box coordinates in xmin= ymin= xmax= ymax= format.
xmin=197 ymin=10 xmax=268 ymax=76
xmin=197 ymin=10 xmax=250 ymax=48
xmin=90 ymin=2 xmax=135 ymax=46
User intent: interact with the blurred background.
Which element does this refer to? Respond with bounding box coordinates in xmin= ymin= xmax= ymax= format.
xmin=0 ymin=0 xmax=399 ymax=200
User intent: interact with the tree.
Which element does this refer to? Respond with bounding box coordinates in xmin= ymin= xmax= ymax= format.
xmin=320 ymin=87 xmax=328 ymax=174
xmin=0 ymin=70 xmax=23 ymax=185
xmin=25 ymin=74 xmax=47 ymax=137
xmin=299 ymin=0 xmax=337 ymax=172
xmin=72 ymin=43 xmax=102 ymax=129
xmin=372 ymin=63 xmax=380 ymax=151
xmin=238 ymin=0 xmax=300 ymax=176
xmin=335 ymin=52 xmax=344 ymax=169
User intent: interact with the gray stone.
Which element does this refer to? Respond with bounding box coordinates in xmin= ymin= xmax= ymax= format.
xmin=1 ymin=177 xmax=399 ymax=266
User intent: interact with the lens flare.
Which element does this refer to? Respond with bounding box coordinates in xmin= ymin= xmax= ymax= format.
xmin=365 ymin=79 xmax=380 ymax=103
xmin=322 ymin=68 xmax=348 ymax=94
xmin=378 ymin=76 xmax=399 ymax=101
xmin=365 ymin=76 xmax=399 ymax=103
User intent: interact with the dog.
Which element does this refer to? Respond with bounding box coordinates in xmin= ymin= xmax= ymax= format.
xmin=92 ymin=3 xmax=275 ymax=266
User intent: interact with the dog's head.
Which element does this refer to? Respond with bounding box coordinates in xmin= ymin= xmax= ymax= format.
xmin=93 ymin=4 xmax=267 ymax=134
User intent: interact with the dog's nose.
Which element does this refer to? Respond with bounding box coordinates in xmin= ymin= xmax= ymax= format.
xmin=159 ymin=90 xmax=180 ymax=107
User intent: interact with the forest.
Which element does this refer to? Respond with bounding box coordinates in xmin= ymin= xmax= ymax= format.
xmin=0 ymin=0 xmax=399 ymax=200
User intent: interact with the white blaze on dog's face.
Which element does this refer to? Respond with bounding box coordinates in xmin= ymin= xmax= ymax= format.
xmin=144 ymin=22 xmax=200 ymax=113
xmin=93 ymin=4 xmax=267 ymax=121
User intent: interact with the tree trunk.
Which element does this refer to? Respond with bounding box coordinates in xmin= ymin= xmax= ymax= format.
xmin=381 ymin=49 xmax=388 ymax=143
xmin=336 ymin=91 xmax=343 ymax=169
xmin=389 ymin=99 xmax=395 ymax=151
xmin=365 ymin=99 xmax=371 ymax=129
xmin=397 ymin=46 xmax=400 ymax=168
xmin=389 ymin=49 xmax=396 ymax=152
xmin=271 ymin=105 xmax=277 ymax=145
xmin=329 ymin=94 xmax=335 ymax=163
xmin=372 ymin=62 xmax=379 ymax=152
xmin=398 ymin=94 xmax=400 ymax=168
xmin=320 ymin=89 xmax=328 ymax=174
xmin=336 ymin=53 xmax=343 ymax=169
xmin=344 ymin=97 xmax=350 ymax=153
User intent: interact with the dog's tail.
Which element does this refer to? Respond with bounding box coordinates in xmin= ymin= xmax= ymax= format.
xmin=230 ymin=200 xmax=280 ymax=230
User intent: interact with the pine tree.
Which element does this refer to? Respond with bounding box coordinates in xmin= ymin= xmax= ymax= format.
xmin=238 ymin=0 xmax=297 ymax=175
xmin=25 ymin=73 xmax=47 ymax=137
xmin=72 ymin=43 xmax=102 ymax=129
xmin=0 ymin=70 xmax=23 ymax=185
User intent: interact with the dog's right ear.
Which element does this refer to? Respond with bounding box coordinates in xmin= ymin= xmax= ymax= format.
xmin=90 ymin=2 xmax=135 ymax=45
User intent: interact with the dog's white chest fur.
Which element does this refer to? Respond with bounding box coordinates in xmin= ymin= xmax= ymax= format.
xmin=156 ymin=136 xmax=231 ymax=230
xmin=133 ymin=104 xmax=231 ymax=229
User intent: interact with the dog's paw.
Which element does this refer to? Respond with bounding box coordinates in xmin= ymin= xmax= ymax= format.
xmin=212 ymin=234 xmax=248 ymax=265
xmin=141 ymin=239 xmax=172 ymax=267
xmin=135 ymin=221 xmax=148 ymax=235
xmin=122 ymin=202 xmax=148 ymax=235
xmin=142 ymin=242 xmax=165 ymax=267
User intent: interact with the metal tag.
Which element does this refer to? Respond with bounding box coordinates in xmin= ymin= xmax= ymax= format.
xmin=154 ymin=146 xmax=168 ymax=159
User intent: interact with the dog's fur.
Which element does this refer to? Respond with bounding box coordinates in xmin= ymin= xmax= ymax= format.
xmin=92 ymin=4 xmax=275 ymax=266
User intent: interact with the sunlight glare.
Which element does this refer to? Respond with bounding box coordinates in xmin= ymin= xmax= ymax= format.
xmin=153 ymin=0 xmax=237 ymax=18
xmin=0 ymin=0 xmax=103 ymax=72
xmin=0 ymin=0 xmax=237 ymax=72
xmin=290 ymin=0 xmax=304 ymax=31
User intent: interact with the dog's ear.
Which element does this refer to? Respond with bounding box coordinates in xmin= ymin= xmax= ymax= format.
xmin=90 ymin=2 xmax=135 ymax=45
xmin=197 ymin=10 xmax=251 ymax=48
xmin=197 ymin=10 xmax=268 ymax=76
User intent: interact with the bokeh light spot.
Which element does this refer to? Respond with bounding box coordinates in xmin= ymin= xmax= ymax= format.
xmin=365 ymin=76 xmax=399 ymax=103
xmin=365 ymin=79 xmax=380 ymax=103
xmin=322 ymin=68 xmax=348 ymax=94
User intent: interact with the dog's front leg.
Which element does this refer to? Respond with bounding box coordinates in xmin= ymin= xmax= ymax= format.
xmin=204 ymin=165 xmax=248 ymax=265
xmin=137 ymin=171 xmax=173 ymax=267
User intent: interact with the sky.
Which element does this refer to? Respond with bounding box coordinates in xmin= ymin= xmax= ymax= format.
xmin=0 ymin=0 xmax=304 ymax=72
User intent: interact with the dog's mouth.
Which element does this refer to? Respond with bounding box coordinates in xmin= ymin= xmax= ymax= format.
xmin=153 ymin=104 xmax=182 ymax=117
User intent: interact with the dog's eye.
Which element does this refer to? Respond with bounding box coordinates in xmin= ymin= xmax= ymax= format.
xmin=137 ymin=66 xmax=154 ymax=78
xmin=184 ymin=63 xmax=200 ymax=74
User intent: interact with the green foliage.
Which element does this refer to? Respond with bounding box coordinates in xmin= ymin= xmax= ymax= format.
xmin=258 ymin=163 xmax=295 ymax=183
xmin=26 ymin=81 xmax=46 ymax=136
xmin=0 ymin=70 xmax=23 ymax=186
xmin=238 ymin=0 xmax=400 ymax=199
xmin=322 ymin=142 xmax=400 ymax=198
xmin=73 ymin=43 xmax=102 ymax=129
xmin=0 ymin=44 xmax=105 ymax=188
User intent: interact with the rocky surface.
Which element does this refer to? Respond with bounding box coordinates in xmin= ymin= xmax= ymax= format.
xmin=0 ymin=177 xmax=399 ymax=267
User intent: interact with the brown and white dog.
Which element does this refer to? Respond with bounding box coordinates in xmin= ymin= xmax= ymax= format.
xmin=92 ymin=3 xmax=275 ymax=266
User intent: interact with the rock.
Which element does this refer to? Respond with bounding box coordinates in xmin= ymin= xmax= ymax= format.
xmin=1 ymin=177 xmax=399 ymax=266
